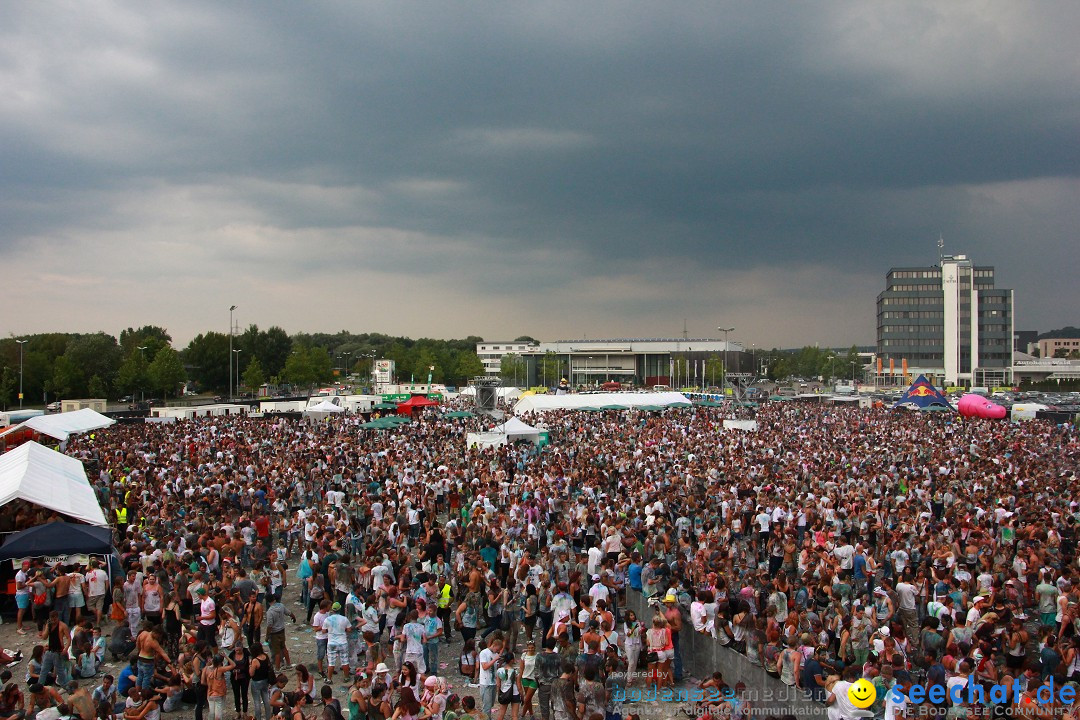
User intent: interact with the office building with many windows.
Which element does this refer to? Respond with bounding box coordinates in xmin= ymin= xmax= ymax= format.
xmin=876 ymin=255 xmax=1013 ymax=387
xmin=477 ymin=338 xmax=745 ymax=388
xmin=476 ymin=341 xmax=539 ymax=375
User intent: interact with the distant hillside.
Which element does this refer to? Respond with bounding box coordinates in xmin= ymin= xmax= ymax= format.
xmin=1038 ymin=326 xmax=1080 ymax=340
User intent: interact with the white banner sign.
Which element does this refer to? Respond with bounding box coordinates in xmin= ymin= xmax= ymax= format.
xmin=10 ymin=554 xmax=91 ymax=568
xmin=723 ymin=419 xmax=758 ymax=432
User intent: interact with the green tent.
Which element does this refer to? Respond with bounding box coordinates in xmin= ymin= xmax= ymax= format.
xmin=358 ymin=419 xmax=392 ymax=429
xmin=577 ymin=406 xmax=602 ymax=412
xmin=444 ymin=411 xmax=475 ymax=418
xmin=669 ymin=401 xmax=692 ymax=408
xmin=373 ymin=402 xmax=398 ymax=410
xmin=637 ymin=405 xmax=665 ymax=412
xmin=600 ymin=404 xmax=627 ymax=411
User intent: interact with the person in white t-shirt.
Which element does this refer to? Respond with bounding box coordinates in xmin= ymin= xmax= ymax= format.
xmin=195 ymin=586 xmax=216 ymax=647
xmin=312 ymin=602 xmax=330 ymax=677
xmin=478 ymin=637 xmax=502 ymax=720
xmin=14 ymin=560 xmax=31 ymax=634
xmin=827 ymin=666 xmax=866 ymax=720
xmin=834 ymin=543 xmax=856 ymax=578
xmin=587 ymin=546 xmax=603 ymax=577
xmin=588 ymin=575 xmax=609 ymax=605
xmin=884 ymin=671 xmax=912 ymax=720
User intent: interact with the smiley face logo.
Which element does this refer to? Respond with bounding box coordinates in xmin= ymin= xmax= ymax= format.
xmin=848 ymin=678 xmax=876 ymax=709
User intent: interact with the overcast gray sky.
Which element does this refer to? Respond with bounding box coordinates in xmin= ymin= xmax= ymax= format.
xmin=2 ymin=1 xmax=1078 ymax=348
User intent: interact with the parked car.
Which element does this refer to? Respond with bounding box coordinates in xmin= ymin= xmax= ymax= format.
xmin=46 ymin=401 xmax=61 ymax=412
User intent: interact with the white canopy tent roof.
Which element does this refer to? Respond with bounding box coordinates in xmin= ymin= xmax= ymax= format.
xmin=307 ymin=400 xmax=345 ymax=413
xmin=513 ymin=392 xmax=690 ymax=413
xmin=466 ymin=432 xmax=508 ymax=449
xmin=489 ymin=417 xmax=541 ymax=441
xmin=0 ymin=408 xmax=115 ymax=442
xmin=304 ymin=400 xmax=346 ymax=420
xmin=0 ymin=441 xmax=108 ymax=526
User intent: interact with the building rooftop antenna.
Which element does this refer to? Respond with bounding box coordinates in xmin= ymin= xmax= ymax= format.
xmin=938 ymin=234 xmax=945 ymax=265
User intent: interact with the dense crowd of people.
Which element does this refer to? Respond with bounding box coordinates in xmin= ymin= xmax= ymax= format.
xmin=5 ymin=398 xmax=1080 ymax=720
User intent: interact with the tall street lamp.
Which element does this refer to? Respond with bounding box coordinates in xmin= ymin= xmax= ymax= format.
xmin=851 ymin=360 xmax=858 ymax=388
xmin=359 ymin=353 xmax=375 ymax=391
xmin=15 ymin=340 xmax=27 ymax=409
xmin=137 ymin=345 xmax=148 ymax=403
xmin=717 ymin=327 xmax=734 ymax=395
xmin=229 ymin=305 xmax=237 ymax=401
xmin=342 ymin=351 xmax=354 ymax=382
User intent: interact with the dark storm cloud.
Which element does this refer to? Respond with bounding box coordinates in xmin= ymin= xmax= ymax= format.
xmin=1 ymin=1 xmax=1077 ymax=343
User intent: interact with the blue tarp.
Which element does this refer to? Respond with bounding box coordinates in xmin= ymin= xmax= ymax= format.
xmin=0 ymin=522 xmax=114 ymax=561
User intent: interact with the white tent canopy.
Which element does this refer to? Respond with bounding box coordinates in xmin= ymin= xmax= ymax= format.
xmin=489 ymin=417 xmax=541 ymax=442
xmin=0 ymin=408 xmax=115 ymax=442
xmin=466 ymin=432 xmax=507 ymax=449
xmin=513 ymin=392 xmax=690 ymax=413
xmin=307 ymin=400 xmax=345 ymax=413
xmin=0 ymin=441 xmax=108 ymax=527
xmin=304 ymin=400 xmax=346 ymax=420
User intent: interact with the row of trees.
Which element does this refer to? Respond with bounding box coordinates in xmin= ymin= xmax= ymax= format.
xmin=0 ymin=327 xmax=493 ymax=409
xmin=0 ymin=328 xmax=188 ymax=408
xmin=760 ymin=345 xmax=864 ymax=383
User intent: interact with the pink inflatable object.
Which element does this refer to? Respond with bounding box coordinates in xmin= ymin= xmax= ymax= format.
xmin=957 ymin=393 xmax=1006 ymax=419
xmin=957 ymin=394 xmax=983 ymax=417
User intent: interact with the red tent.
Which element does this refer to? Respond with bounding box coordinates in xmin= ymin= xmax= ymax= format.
xmin=397 ymin=395 xmax=439 ymax=415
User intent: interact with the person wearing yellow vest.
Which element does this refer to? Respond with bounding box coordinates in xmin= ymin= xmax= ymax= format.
xmin=115 ymin=507 xmax=129 ymax=541
xmin=437 ymin=576 xmax=454 ymax=641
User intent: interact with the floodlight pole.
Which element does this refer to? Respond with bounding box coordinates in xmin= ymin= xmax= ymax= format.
xmin=137 ymin=346 xmax=148 ymax=403
xmin=229 ymin=305 xmax=237 ymax=401
xmin=717 ymin=327 xmax=734 ymax=396
xmin=16 ymin=340 xmax=27 ymax=409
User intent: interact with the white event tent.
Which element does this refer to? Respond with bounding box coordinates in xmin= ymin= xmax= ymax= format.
xmin=467 ymin=416 xmax=544 ymax=449
xmin=0 ymin=441 xmax=109 ymax=526
xmin=489 ymin=417 xmax=541 ymax=442
xmin=0 ymin=408 xmax=115 ymax=443
xmin=512 ymin=392 xmax=691 ymax=413
xmin=304 ymin=400 xmax=346 ymax=421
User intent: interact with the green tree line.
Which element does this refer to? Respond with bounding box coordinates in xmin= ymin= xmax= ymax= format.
xmin=0 ymin=326 xmax=490 ymax=409
xmin=757 ymin=345 xmax=864 ymax=383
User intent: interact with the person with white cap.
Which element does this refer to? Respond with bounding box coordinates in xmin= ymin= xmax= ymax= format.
xmin=968 ymin=593 xmax=988 ymax=627
xmin=587 ymin=574 xmax=609 ymax=605
xmin=873 ymin=587 xmax=894 ymax=627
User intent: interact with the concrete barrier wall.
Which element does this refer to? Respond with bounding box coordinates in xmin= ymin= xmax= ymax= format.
xmin=625 ymin=590 xmax=825 ymax=717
